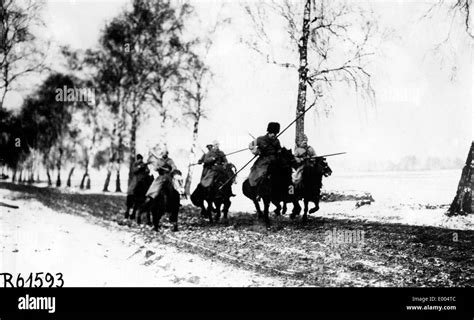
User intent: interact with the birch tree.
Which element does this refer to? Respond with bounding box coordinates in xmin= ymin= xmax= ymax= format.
xmin=243 ymin=0 xmax=377 ymax=145
xmin=0 ymin=0 xmax=46 ymax=109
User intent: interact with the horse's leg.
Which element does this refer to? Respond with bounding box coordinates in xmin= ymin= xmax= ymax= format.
xmin=309 ymin=187 xmax=321 ymax=213
xmin=223 ymin=198 xmax=231 ymax=220
xmin=290 ymin=199 xmax=301 ymax=220
xmin=199 ymin=201 xmax=207 ymax=217
xmin=206 ymin=200 xmax=214 ymax=223
xmin=152 ymin=207 xmax=163 ymax=232
xmin=273 ymin=201 xmax=281 ymax=216
xmin=253 ymin=199 xmax=263 ymax=219
xmin=125 ymin=195 xmax=133 ymax=219
xmin=137 ymin=197 xmax=153 ymax=225
xmin=263 ymin=199 xmax=271 ymax=226
xmin=302 ymin=199 xmax=309 ymax=223
xmin=282 ymin=202 xmax=287 ymax=215
xmin=170 ymin=208 xmax=179 ymax=232
xmin=130 ymin=199 xmax=139 ymax=220
xmin=146 ymin=209 xmax=153 ymax=226
xmin=214 ymin=201 xmax=221 ymax=222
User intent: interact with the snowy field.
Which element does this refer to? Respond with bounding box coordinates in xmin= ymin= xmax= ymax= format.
xmin=0 ymin=188 xmax=286 ymax=287
xmin=1 ymin=168 xmax=472 ymax=287
xmin=214 ymin=168 xmax=472 ymax=231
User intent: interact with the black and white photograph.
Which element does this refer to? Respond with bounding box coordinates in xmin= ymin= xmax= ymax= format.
xmin=0 ymin=0 xmax=472 ymax=316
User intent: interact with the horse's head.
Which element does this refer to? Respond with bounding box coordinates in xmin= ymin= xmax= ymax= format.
xmin=315 ymin=158 xmax=332 ymax=177
xmin=277 ymin=147 xmax=296 ymax=168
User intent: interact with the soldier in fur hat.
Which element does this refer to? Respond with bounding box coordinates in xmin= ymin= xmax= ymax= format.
xmin=247 ymin=122 xmax=282 ymax=187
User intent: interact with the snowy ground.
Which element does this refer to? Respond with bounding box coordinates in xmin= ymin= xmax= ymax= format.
xmin=0 ymin=188 xmax=285 ymax=287
xmin=1 ymin=169 xmax=472 ymax=287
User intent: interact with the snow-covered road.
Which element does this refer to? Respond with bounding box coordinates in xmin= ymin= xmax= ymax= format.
xmin=0 ymin=188 xmax=284 ymax=287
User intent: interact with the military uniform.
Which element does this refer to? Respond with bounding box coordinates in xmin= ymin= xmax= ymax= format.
xmin=292 ymin=136 xmax=316 ymax=187
xmin=248 ymin=122 xmax=281 ymax=187
xmin=145 ymin=155 xmax=177 ymax=199
xmin=125 ymin=156 xmax=151 ymax=218
xmin=127 ymin=159 xmax=150 ymax=196
xmin=198 ymin=146 xmax=228 ymax=188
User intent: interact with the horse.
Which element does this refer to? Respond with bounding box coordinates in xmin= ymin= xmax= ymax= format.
xmin=242 ymin=147 xmax=301 ymax=225
xmin=191 ymin=162 xmax=236 ymax=223
xmin=136 ymin=169 xmax=183 ymax=232
xmin=293 ymin=157 xmax=332 ymax=222
xmin=126 ymin=174 xmax=153 ymax=220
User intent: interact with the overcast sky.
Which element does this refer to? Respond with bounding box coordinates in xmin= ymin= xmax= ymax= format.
xmin=8 ymin=0 xmax=472 ymax=172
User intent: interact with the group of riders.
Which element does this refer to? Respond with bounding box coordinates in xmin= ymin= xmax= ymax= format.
xmin=124 ymin=121 xmax=332 ymax=231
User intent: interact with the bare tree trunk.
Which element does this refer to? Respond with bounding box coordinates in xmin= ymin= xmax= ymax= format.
xmin=80 ymin=158 xmax=89 ymax=190
xmin=448 ymin=142 xmax=473 ymax=216
xmin=128 ymin=105 xmax=138 ymax=187
xmin=66 ymin=166 xmax=75 ymax=187
xmin=56 ymin=169 xmax=61 ymax=187
xmin=11 ymin=168 xmax=16 ymax=182
xmin=184 ymin=117 xmax=200 ymax=198
xmin=115 ymin=166 xmax=121 ymax=192
xmin=19 ymin=169 xmax=23 ymax=183
xmin=46 ymin=167 xmax=52 ymax=186
xmin=295 ymin=0 xmax=311 ymax=146
xmin=86 ymin=176 xmax=91 ymax=189
xmin=103 ymin=167 xmax=112 ymax=192
xmin=115 ymin=106 xmax=124 ymax=193
xmin=56 ymin=148 xmax=63 ymax=187
xmin=80 ymin=171 xmax=88 ymax=189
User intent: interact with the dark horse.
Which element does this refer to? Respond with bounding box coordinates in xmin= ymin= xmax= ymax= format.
xmin=242 ymin=147 xmax=301 ymax=225
xmin=191 ymin=163 xmax=236 ymax=223
xmin=126 ymin=174 xmax=153 ymax=220
xmin=293 ymin=157 xmax=332 ymax=222
xmin=136 ymin=169 xmax=182 ymax=232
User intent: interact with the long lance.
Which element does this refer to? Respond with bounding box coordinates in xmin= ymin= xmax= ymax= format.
xmin=218 ymin=102 xmax=317 ymax=191
xmin=311 ymin=152 xmax=347 ymax=159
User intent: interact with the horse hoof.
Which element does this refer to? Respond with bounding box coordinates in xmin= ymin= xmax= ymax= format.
xmin=172 ymin=225 xmax=179 ymax=232
xmin=309 ymin=205 xmax=319 ymax=214
xmin=129 ymin=214 xmax=135 ymax=220
xmin=289 ymin=213 xmax=296 ymax=220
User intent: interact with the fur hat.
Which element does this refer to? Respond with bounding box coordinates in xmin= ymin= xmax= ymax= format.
xmin=267 ymin=122 xmax=280 ymax=134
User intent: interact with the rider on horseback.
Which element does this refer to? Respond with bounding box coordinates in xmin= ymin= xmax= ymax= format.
xmin=248 ymin=122 xmax=281 ymax=187
xmin=146 ymin=147 xmax=177 ymax=199
xmin=135 ymin=147 xmax=177 ymax=223
xmin=125 ymin=154 xmax=150 ymax=219
xmin=198 ymin=140 xmax=228 ymax=188
xmin=292 ymin=134 xmax=316 ymax=189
